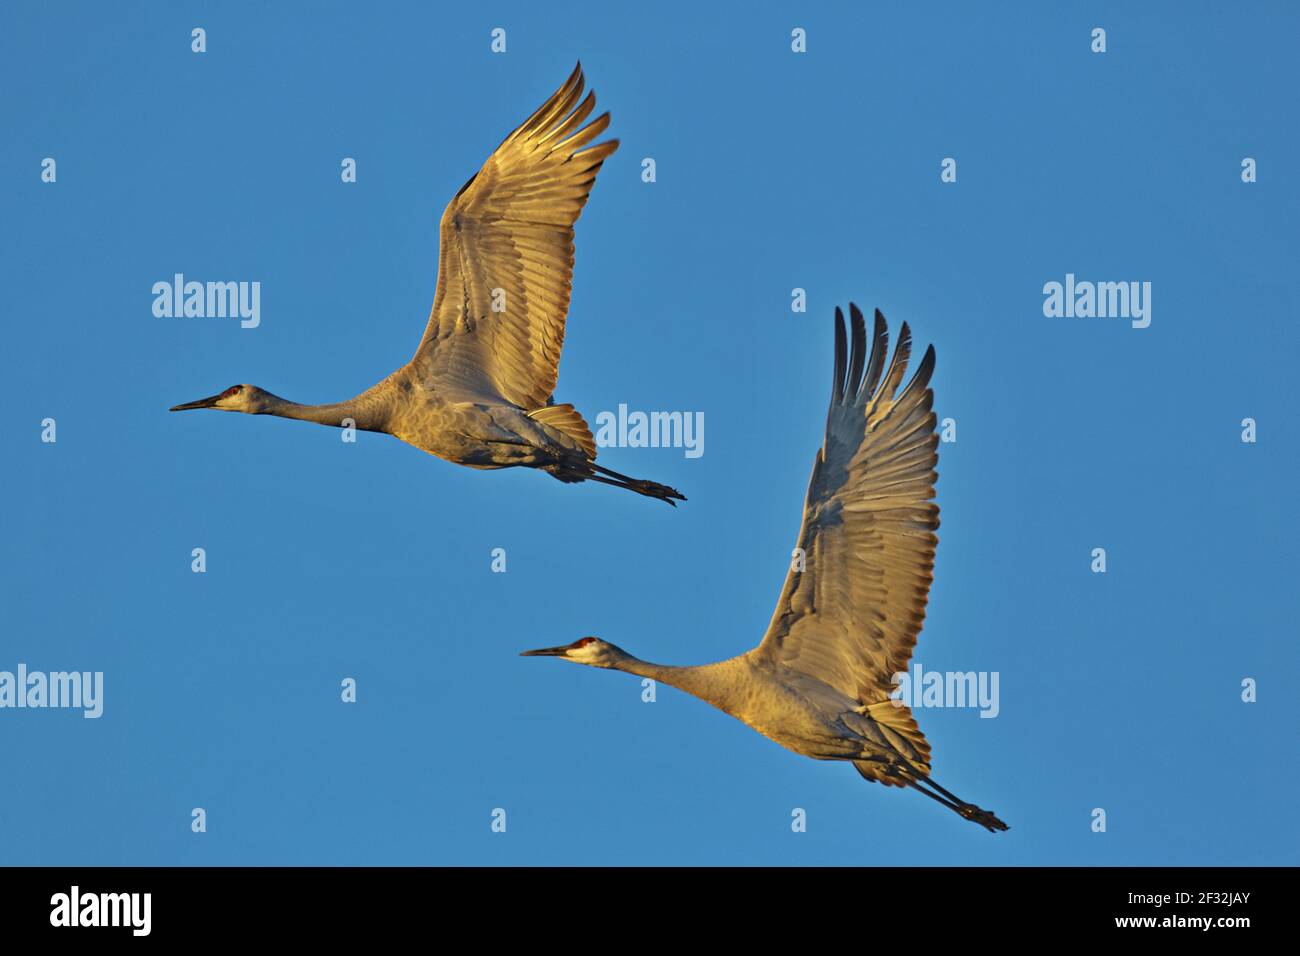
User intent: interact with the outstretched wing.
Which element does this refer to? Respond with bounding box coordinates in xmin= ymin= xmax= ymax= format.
xmin=750 ymin=306 xmax=939 ymax=711
xmin=410 ymin=63 xmax=618 ymax=409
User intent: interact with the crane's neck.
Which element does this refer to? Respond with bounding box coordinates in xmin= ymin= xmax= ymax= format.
xmin=611 ymin=655 xmax=737 ymax=706
xmin=259 ymin=390 xmax=392 ymax=433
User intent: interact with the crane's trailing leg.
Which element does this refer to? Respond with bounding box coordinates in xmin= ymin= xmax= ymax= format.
xmin=876 ymin=765 xmax=1009 ymax=833
xmin=554 ymin=458 xmax=686 ymax=506
xmin=590 ymin=461 xmax=686 ymax=506
xmin=524 ymin=403 xmax=685 ymax=504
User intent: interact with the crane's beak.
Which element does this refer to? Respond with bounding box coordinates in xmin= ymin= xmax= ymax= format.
xmin=169 ymin=392 xmax=225 ymax=412
xmin=520 ymin=645 xmax=570 ymax=657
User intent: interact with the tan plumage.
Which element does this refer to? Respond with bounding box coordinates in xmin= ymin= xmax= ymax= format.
xmin=411 ymin=63 xmax=619 ymax=411
xmin=169 ymin=63 xmax=684 ymax=506
xmin=525 ymin=306 xmax=1007 ymax=832
xmin=754 ymin=305 xmax=938 ymax=783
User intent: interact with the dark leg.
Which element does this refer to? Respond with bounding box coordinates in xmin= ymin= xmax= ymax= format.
xmin=887 ymin=766 xmax=1010 ymax=833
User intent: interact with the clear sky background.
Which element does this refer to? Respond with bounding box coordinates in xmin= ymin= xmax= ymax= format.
xmin=3 ymin=2 xmax=1297 ymax=865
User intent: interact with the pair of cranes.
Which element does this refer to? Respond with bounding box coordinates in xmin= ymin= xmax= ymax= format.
xmin=171 ymin=63 xmax=1008 ymax=833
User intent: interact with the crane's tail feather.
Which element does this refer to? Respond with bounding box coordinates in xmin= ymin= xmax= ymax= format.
xmin=528 ymin=403 xmax=597 ymax=458
xmin=857 ymin=761 xmax=1009 ymax=833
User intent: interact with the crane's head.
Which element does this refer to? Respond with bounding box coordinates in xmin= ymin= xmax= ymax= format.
xmin=520 ymin=636 xmax=626 ymax=668
xmin=170 ymin=384 xmax=269 ymax=414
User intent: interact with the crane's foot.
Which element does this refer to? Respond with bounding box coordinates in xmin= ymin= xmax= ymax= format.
xmin=631 ymin=478 xmax=686 ymax=506
xmin=959 ymin=803 xmax=1010 ymax=833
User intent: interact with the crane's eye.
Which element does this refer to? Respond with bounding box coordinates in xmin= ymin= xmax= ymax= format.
xmin=220 ymin=386 xmax=242 ymax=399
xmin=574 ymin=637 xmax=596 ymax=647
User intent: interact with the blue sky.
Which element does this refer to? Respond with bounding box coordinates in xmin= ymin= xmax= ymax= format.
xmin=3 ymin=1 xmax=1297 ymax=865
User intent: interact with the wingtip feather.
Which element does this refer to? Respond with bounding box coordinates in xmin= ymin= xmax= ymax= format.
xmin=832 ymin=307 xmax=847 ymax=402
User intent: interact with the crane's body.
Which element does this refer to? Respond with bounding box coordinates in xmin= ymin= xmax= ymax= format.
xmin=170 ymin=65 xmax=684 ymax=506
xmin=525 ymin=307 xmax=1008 ymax=832
xmin=203 ymin=373 xmax=592 ymax=473
xmin=607 ymin=653 xmax=880 ymax=761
